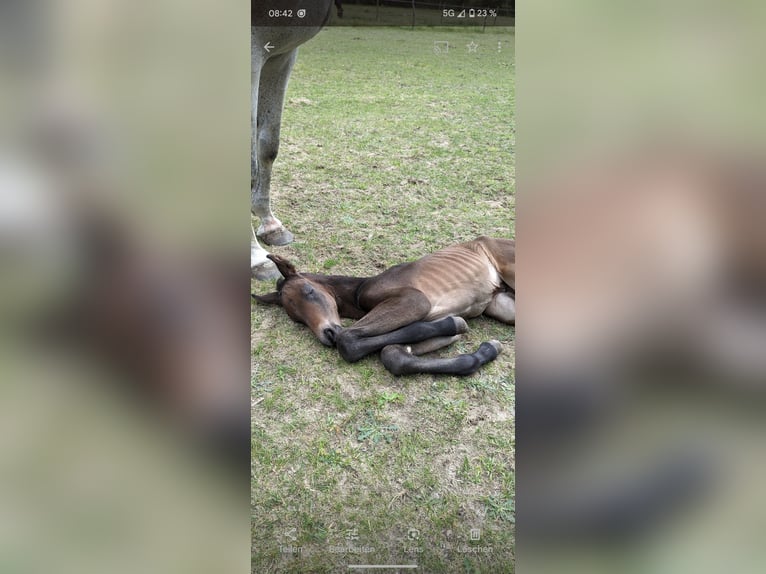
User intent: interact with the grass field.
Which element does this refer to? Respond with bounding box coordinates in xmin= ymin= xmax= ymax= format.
xmin=252 ymin=25 xmax=514 ymax=573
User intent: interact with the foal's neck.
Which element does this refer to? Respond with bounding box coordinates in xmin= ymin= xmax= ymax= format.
xmin=308 ymin=273 xmax=368 ymax=319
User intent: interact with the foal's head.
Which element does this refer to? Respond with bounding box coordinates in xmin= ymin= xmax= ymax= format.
xmin=253 ymin=255 xmax=343 ymax=347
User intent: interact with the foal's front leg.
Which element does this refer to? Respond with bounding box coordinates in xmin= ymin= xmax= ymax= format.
xmin=337 ymin=316 xmax=469 ymax=363
xmin=335 ymin=288 xmax=467 ymax=362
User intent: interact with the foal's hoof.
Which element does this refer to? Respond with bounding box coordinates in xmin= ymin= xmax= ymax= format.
xmin=485 ymin=340 xmax=503 ymax=354
xmin=251 ymin=259 xmax=282 ymax=281
xmin=452 ymin=316 xmax=469 ymax=334
xmin=474 ymin=340 xmax=503 ymax=364
xmin=472 ymin=340 xmax=503 ymax=370
xmin=258 ymin=227 xmax=294 ymax=246
xmin=380 ymin=345 xmax=412 ymax=377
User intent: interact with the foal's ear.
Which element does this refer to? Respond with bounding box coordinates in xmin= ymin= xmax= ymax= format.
xmin=267 ymin=254 xmax=299 ymax=278
xmin=252 ymin=292 xmax=281 ymax=306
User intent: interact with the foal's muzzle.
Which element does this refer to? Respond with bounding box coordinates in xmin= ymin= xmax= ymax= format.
xmin=321 ymin=324 xmax=342 ymax=347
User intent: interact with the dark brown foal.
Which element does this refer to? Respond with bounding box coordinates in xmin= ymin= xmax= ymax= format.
xmin=253 ymin=236 xmax=514 ymax=376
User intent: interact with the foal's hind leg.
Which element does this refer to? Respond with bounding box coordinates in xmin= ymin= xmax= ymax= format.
xmin=381 ymin=340 xmax=503 ymax=376
xmin=252 ymin=50 xmax=297 ymax=246
xmin=484 ymin=291 xmax=515 ymax=324
xmin=407 ymin=334 xmax=463 ymax=355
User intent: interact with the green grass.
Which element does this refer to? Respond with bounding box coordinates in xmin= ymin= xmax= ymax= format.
xmin=252 ymin=26 xmax=514 ymax=573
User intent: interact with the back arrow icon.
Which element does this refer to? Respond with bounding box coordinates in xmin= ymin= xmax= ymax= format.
xmin=264 ymin=42 xmax=274 ymax=53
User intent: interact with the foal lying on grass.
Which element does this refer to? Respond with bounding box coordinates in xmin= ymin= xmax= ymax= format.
xmin=253 ymin=236 xmax=514 ymax=376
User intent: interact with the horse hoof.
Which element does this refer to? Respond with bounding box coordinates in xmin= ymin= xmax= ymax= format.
xmin=259 ymin=227 xmax=294 ymax=246
xmin=487 ymin=340 xmax=503 ymax=354
xmin=474 ymin=340 xmax=503 ymax=366
xmin=380 ymin=344 xmax=412 ymax=376
xmin=251 ymin=259 xmax=282 ymax=281
xmin=452 ymin=316 xmax=469 ymax=334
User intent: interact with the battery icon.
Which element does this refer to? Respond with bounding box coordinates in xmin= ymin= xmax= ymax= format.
xmin=469 ymin=9 xmax=475 ymax=17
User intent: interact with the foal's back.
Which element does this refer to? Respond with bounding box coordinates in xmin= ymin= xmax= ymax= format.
xmin=360 ymin=236 xmax=514 ymax=320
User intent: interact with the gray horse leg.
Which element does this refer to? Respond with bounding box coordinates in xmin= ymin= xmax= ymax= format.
xmin=252 ymin=50 xmax=297 ymax=246
xmin=250 ymin=53 xmax=279 ymax=279
xmin=251 ymin=225 xmax=281 ymax=280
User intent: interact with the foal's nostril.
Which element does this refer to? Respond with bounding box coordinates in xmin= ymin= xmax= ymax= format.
xmin=324 ymin=327 xmax=338 ymax=346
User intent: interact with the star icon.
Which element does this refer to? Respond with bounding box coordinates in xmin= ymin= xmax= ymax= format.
xmin=466 ymin=41 xmax=479 ymax=53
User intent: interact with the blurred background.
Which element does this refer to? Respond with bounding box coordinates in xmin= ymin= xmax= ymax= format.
xmin=517 ymin=0 xmax=766 ymax=572
xmin=0 ymin=1 xmax=249 ymax=572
